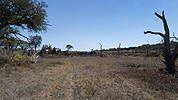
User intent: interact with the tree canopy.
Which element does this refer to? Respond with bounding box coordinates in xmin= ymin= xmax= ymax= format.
xmin=29 ymin=35 xmax=42 ymax=51
xmin=66 ymin=44 xmax=73 ymax=51
xmin=0 ymin=0 xmax=49 ymax=40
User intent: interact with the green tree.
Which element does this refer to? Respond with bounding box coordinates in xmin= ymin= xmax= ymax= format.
xmin=66 ymin=44 xmax=74 ymax=51
xmin=0 ymin=36 xmax=19 ymax=50
xmin=0 ymin=0 xmax=49 ymax=40
xmin=8 ymin=38 xmax=19 ymax=50
xmin=39 ymin=44 xmax=48 ymax=56
xmin=0 ymin=26 xmax=25 ymax=40
xmin=29 ymin=35 xmax=42 ymax=51
xmin=48 ymin=44 xmax=52 ymax=54
xmin=51 ymin=47 xmax=57 ymax=54
xmin=17 ymin=40 xmax=28 ymax=50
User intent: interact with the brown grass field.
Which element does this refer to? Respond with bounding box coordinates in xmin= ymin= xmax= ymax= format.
xmin=0 ymin=56 xmax=178 ymax=99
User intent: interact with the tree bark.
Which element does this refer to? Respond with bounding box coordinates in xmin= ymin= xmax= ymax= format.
xmin=164 ymin=59 xmax=176 ymax=74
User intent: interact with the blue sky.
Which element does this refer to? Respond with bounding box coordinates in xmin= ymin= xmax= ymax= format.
xmin=26 ymin=0 xmax=178 ymax=51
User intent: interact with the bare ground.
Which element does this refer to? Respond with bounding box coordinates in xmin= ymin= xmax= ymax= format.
xmin=0 ymin=56 xmax=178 ymax=99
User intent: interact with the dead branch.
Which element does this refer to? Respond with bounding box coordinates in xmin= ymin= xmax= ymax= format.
xmin=144 ymin=31 xmax=165 ymax=38
xmin=173 ymin=32 xmax=178 ymax=41
xmin=155 ymin=11 xmax=170 ymax=36
xmin=155 ymin=11 xmax=164 ymax=20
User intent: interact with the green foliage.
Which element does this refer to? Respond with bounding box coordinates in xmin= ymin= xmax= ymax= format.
xmin=51 ymin=47 xmax=57 ymax=54
xmin=0 ymin=0 xmax=48 ymax=32
xmin=0 ymin=49 xmax=31 ymax=64
xmin=39 ymin=45 xmax=47 ymax=56
xmin=29 ymin=35 xmax=42 ymax=51
xmin=0 ymin=26 xmax=22 ymax=40
xmin=48 ymin=44 xmax=52 ymax=53
xmin=0 ymin=37 xmax=20 ymax=50
xmin=17 ymin=40 xmax=28 ymax=50
xmin=41 ymin=44 xmax=48 ymax=52
xmin=66 ymin=44 xmax=74 ymax=51
xmin=10 ymin=51 xmax=32 ymax=62
xmin=0 ymin=48 xmax=9 ymax=61
xmin=0 ymin=0 xmax=49 ymax=41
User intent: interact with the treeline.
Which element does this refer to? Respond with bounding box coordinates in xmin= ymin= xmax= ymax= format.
xmin=103 ymin=41 xmax=177 ymax=52
xmin=39 ymin=44 xmax=61 ymax=56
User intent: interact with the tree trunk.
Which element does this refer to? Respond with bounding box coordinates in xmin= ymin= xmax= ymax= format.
xmin=100 ymin=47 xmax=102 ymax=57
xmin=164 ymin=59 xmax=176 ymax=74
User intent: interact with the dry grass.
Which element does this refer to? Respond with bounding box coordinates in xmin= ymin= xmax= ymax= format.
xmin=119 ymin=68 xmax=178 ymax=99
xmin=0 ymin=56 xmax=178 ymax=99
xmin=0 ymin=58 xmax=68 ymax=99
xmin=71 ymin=56 xmax=178 ymax=100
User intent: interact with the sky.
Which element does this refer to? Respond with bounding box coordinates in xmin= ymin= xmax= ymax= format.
xmin=24 ymin=0 xmax=178 ymax=51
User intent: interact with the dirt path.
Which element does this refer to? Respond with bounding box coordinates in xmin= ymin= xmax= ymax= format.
xmin=68 ymin=60 xmax=84 ymax=100
xmin=55 ymin=59 xmax=84 ymax=100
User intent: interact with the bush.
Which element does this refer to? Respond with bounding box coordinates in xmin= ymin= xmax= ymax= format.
xmin=10 ymin=51 xmax=32 ymax=62
xmin=0 ymin=49 xmax=32 ymax=65
xmin=0 ymin=48 xmax=10 ymax=64
xmin=149 ymin=51 xmax=160 ymax=57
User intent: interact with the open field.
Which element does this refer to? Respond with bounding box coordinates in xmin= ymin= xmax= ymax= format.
xmin=0 ymin=56 xmax=178 ymax=99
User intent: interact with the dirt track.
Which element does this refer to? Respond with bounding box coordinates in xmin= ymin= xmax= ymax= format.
xmin=0 ymin=57 xmax=177 ymax=99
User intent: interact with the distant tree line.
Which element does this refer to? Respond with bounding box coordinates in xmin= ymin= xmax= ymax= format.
xmin=39 ymin=44 xmax=61 ymax=57
xmin=102 ymin=41 xmax=177 ymax=52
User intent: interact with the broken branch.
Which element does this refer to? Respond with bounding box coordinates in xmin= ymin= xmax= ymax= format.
xmin=144 ymin=31 xmax=165 ymax=38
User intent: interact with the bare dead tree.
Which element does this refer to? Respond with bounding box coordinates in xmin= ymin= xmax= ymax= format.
xmin=98 ymin=42 xmax=102 ymax=57
xmin=31 ymin=51 xmax=39 ymax=63
xmin=118 ymin=43 xmax=121 ymax=57
xmin=144 ymin=11 xmax=177 ymax=74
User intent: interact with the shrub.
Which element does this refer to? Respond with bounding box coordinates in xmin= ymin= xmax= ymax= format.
xmin=10 ymin=51 xmax=32 ymax=62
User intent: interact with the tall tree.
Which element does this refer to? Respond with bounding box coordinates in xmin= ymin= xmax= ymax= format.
xmin=29 ymin=35 xmax=42 ymax=51
xmin=144 ymin=11 xmax=177 ymax=74
xmin=65 ymin=44 xmax=73 ymax=55
xmin=0 ymin=0 xmax=49 ymax=40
